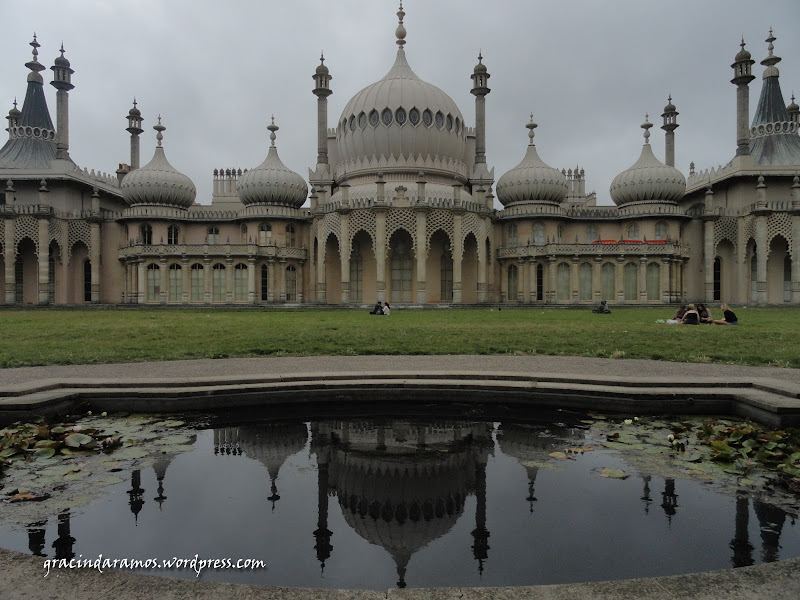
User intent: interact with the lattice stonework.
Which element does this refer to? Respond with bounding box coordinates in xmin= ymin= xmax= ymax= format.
xmin=461 ymin=212 xmax=484 ymax=257
xmin=68 ymin=220 xmax=91 ymax=261
xmin=348 ymin=209 xmax=376 ymax=253
xmin=741 ymin=215 xmax=756 ymax=247
xmin=425 ymin=209 xmax=454 ymax=254
xmin=318 ymin=212 xmax=341 ymax=262
xmin=713 ymin=217 xmax=738 ymax=255
xmin=768 ymin=212 xmax=793 ymax=255
xmin=48 ymin=218 xmax=63 ymax=249
xmin=385 ymin=208 xmax=416 ymax=252
xmin=13 ymin=215 xmax=39 ymax=256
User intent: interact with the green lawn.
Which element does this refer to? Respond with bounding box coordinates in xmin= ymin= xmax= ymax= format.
xmin=0 ymin=306 xmax=798 ymax=368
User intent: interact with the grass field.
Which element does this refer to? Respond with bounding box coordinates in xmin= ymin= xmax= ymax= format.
xmin=0 ymin=306 xmax=798 ymax=369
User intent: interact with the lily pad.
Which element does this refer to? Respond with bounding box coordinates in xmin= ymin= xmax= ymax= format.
xmin=548 ymin=452 xmax=568 ymax=460
xmin=32 ymin=447 xmax=56 ymax=459
xmin=64 ymin=433 xmax=93 ymax=448
xmin=600 ymin=467 xmax=629 ymax=479
xmin=113 ymin=447 xmax=149 ymax=460
xmin=159 ymin=420 xmax=185 ymax=428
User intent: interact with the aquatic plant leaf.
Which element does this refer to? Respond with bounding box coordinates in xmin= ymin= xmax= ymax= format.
xmin=59 ymin=448 xmax=91 ymax=456
xmin=160 ymin=420 xmax=185 ymax=428
xmin=64 ymin=433 xmax=93 ymax=448
xmin=548 ymin=452 xmax=568 ymax=460
xmin=0 ymin=447 xmax=20 ymax=458
xmin=50 ymin=426 xmax=66 ymax=434
xmin=600 ymin=468 xmax=629 ymax=479
xmin=93 ymin=476 xmax=125 ymax=487
xmin=33 ymin=447 xmax=55 ymax=459
xmin=9 ymin=491 xmax=50 ymax=502
xmin=157 ymin=444 xmax=195 ymax=454
xmin=113 ymin=447 xmax=149 ymax=460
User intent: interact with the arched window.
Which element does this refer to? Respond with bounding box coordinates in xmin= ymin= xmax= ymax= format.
xmin=212 ymin=263 xmax=226 ymax=302
xmin=626 ymin=224 xmax=639 ymax=240
xmin=48 ymin=249 xmax=56 ymax=303
xmin=207 ymin=227 xmax=220 ymax=244
xmin=441 ymin=243 xmax=453 ymax=302
xmin=507 ymin=264 xmax=518 ymax=301
xmin=624 ymin=262 xmax=638 ymax=300
xmin=557 ymin=224 xmax=564 ymax=243
xmin=169 ymin=263 xmax=182 ymax=302
xmin=750 ymin=252 xmax=757 ymax=302
xmin=167 ymin=225 xmax=179 ymax=245
xmin=234 ymin=263 xmax=248 ymax=302
xmin=286 ymin=224 xmax=296 ymax=247
xmin=601 ymin=263 xmax=615 ymax=302
xmin=713 ymin=257 xmax=721 ymax=302
xmin=532 ymin=222 xmax=545 ymax=245
xmin=260 ymin=263 xmax=269 ymax=301
xmin=285 ymin=265 xmax=297 ymax=302
xmin=646 ymin=262 xmax=660 ymax=301
xmin=83 ymin=259 xmax=91 ymax=302
xmin=579 ymin=263 xmax=592 ymax=301
xmin=259 ymin=222 xmax=271 ymax=245
xmin=350 ymin=243 xmax=363 ymax=303
xmin=146 ymin=263 xmax=160 ymax=302
xmin=390 ymin=238 xmax=413 ymax=303
xmin=654 ymin=221 xmax=667 ymax=240
xmin=557 ymin=262 xmax=570 ymax=301
xmin=506 ymin=223 xmax=518 ymax=248
xmin=586 ymin=225 xmax=599 ymax=244
xmin=140 ymin=224 xmax=152 ymax=245
xmin=240 ymin=223 xmax=248 ymax=242
xmin=190 ymin=263 xmax=204 ymax=302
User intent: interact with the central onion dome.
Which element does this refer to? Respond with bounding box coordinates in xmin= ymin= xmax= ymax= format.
xmin=336 ymin=4 xmax=467 ymax=178
xmin=120 ymin=117 xmax=196 ymax=208
xmin=496 ymin=116 xmax=568 ymax=205
xmin=609 ymin=117 xmax=685 ymax=206
xmin=237 ymin=118 xmax=308 ymax=207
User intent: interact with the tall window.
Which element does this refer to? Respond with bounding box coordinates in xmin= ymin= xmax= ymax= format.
xmin=536 ymin=263 xmax=544 ymax=301
xmin=557 ymin=262 xmax=570 ymax=301
xmin=234 ymin=263 xmax=248 ymax=302
xmin=259 ymin=223 xmax=271 ymax=245
xmin=83 ymin=259 xmax=92 ymax=302
xmin=506 ymin=223 xmax=518 ymax=248
xmin=507 ymin=265 xmax=518 ymax=300
xmin=440 ymin=243 xmax=453 ymax=302
xmin=624 ymin=262 xmax=638 ymax=301
xmin=261 ymin=264 xmax=269 ymax=301
xmin=212 ymin=263 xmax=226 ymax=302
xmin=146 ymin=263 xmax=160 ymax=302
xmin=240 ymin=224 xmax=248 ymax=243
xmin=390 ymin=240 xmax=413 ymax=303
xmin=207 ymin=227 xmax=220 ymax=244
xmin=350 ymin=245 xmax=363 ymax=303
xmin=285 ymin=265 xmax=297 ymax=301
xmin=14 ymin=257 xmax=22 ymax=303
xmin=48 ymin=253 xmax=56 ymax=303
xmin=191 ymin=263 xmax=204 ymax=302
xmin=655 ymin=221 xmax=667 ymax=240
xmin=140 ymin=224 xmax=152 ymax=245
xmin=602 ymin=263 xmax=615 ymax=302
xmin=286 ymin=225 xmax=296 ymax=247
xmin=169 ymin=264 xmax=182 ymax=302
xmin=626 ymin=224 xmax=639 ymax=240
xmin=532 ymin=222 xmax=545 ymax=245
xmin=646 ymin=262 xmax=660 ymax=301
xmin=167 ymin=225 xmax=179 ymax=245
xmin=750 ymin=252 xmax=757 ymax=302
xmin=579 ymin=263 xmax=592 ymax=301
xmin=713 ymin=257 xmax=721 ymax=302
xmin=586 ymin=225 xmax=599 ymax=244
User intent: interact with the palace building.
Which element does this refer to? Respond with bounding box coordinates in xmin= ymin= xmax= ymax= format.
xmin=1 ymin=5 xmax=799 ymax=307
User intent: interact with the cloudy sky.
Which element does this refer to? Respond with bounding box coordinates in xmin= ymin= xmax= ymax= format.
xmin=2 ymin=0 xmax=799 ymax=206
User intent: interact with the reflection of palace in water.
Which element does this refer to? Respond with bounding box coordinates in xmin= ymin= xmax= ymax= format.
xmin=20 ymin=419 xmax=797 ymax=587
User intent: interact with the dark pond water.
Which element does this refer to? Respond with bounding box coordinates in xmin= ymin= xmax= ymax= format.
xmin=1 ymin=410 xmax=799 ymax=590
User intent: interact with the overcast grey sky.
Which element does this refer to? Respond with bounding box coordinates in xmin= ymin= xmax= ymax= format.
xmin=2 ymin=0 xmax=799 ymax=206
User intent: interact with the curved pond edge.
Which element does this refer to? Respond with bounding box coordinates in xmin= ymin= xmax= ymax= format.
xmin=1 ymin=370 xmax=799 ymax=427
xmin=1 ymin=546 xmax=798 ymax=599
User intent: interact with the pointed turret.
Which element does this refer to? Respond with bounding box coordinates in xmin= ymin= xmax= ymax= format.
xmin=312 ymin=53 xmax=332 ymax=172
xmin=661 ymin=95 xmax=678 ymax=167
xmin=731 ymin=37 xmax=756 ymax=156
xmin=126 ymin=99 xmax=144 ymax=170
xmin=788 ymin=93 xmax=799 ymax=124
xmin=50 ymin=43 xmax=75 ymax=160
xmin=471 ymin=52 xmax=491 ymax=175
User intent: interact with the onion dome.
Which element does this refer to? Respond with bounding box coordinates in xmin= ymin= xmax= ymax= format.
xmin=128 ymin=99 xmax=141 ymax=118
xmin=120 ymin=117 xmax=196 ymax=208
xmin=53 ymin=44 xmax=70 ymax=68
xmin=237 ymin=117 xmax=308 ymax=207
xmin=663 ymin=96 xmax=676 ymax=113
xmin=315 ymin=53 xmax=329 ymax=75
xmin=7 ymin=99 xmax=21 ymax=121
xmin=336 ymin=3 xmax=467 ymax=177
xmin=495 ymin=115 xmax=568 ymax=206
xmin=609 ymin=116 xmax=686 ymax=206
xmin=788 ymin=93 xmax=799 ymax=114
xmin=734 ymin=36 xmax=752 ymax=62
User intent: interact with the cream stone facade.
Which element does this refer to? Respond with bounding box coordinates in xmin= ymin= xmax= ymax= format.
xmin=1 ymin=8 xmax=799 ymax=307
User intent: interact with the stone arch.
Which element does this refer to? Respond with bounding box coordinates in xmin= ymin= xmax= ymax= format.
xmin=388 ymin=228 xmax=415 ymax=303
xmin=15 ymin=238 xmax=37 ymax=303
xmin=715 ymin=239 xmax=735 ymax=303
xmin=462 ymin=232 xmax=479 ymax=303
xmin=350 ymin=229 xmax=376 ymax=303
xmin=68 ymin=240 xmax=89 ymax=304
xmin=428 ymin=229 xmax=452 ymax=302
xmin=324 ymin=232 xmax=342 ymax=304
xmin=768 ymin=235 xmax=789 ymax=303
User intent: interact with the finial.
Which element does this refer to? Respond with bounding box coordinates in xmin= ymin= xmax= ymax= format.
xmin=766 ymin=27 xmax=775 ymax=56
xmin=668 ymin=93 xmax=672 ymax=104
xmin=478 ymin=50 xmax=483 ymax=64
xmin=154 ymin=115 xmax=165 ymax=147
xmin=13 ymin=98 xmax=17 ymax=110
xmin=396 ymin=1 xmax=406 ymax=47
xmin=320 ymin=52 xmax=325 ymax=64
xmin=267 ymin=115 xmax=279 ymax=146
xmin=641 ymin=114 xmax=652 ymax=144
xmin=59 ymin=43 xmax=65 ymax=57
xmin=740 ymin=36 xmax=746 ymax=51
xmin=792 ymin=92 xmax=796 ymax=104
xmin=133 ymin=97 xmax=138 ymax=108
xmin=526 ymin=113 xmax=538 ymax=144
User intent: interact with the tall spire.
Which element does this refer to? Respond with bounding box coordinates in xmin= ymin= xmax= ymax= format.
xmin=268 ymin=115 xmax=278 ymax=147
xmin=395 ymin=2 xmax=406 ymax=47
xmin=761 ymin=28 xmax=781 ymax=78
xmin=154 ymin=115 xmax=165 ymax=147
xmin=526 ymin=113 xmax=537 ymax=145
xmin=641 ymin=114 xmax=652 ymax=144
xmin=25 ymin=33 xmax=45 ymax=83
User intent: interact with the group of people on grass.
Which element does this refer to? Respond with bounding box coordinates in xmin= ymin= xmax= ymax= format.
xmin=662 ymin=303 xmax=738 ymax=325
xmin=370 ymin=301 xmax=391 ymax=316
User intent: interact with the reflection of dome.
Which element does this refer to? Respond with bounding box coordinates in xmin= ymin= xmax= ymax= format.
xmin=335 ymin=7 xmax=467 ymax=180
xmin=609 ymin=118 xmax=685 ymax=206
xmin=237 ymin=118 xmax=308 ymax=207
xmin=120 ymin=118 xmax=196 ymax=208
xmin=496 ymin=117 xmax=568 ymax=206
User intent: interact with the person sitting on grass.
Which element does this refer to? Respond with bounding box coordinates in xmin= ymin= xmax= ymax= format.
xmin=674 ymin=304 xmax=687 ymax=320
xmin=382 ymin=302 xmax=391 ymax=316
xmin=697 ymin=303 xmax=713 ymax=324
xmin=713 ymin=303 xmax=738 ymax=325
xmin=681 ymin=303 xmax=700 ymax=325
xmin=592 ymin=300 xmax=611 ymax=314
xmin=370 ymin=301 xmax=383 ymax=315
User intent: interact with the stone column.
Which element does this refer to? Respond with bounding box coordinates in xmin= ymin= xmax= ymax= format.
xmin=547 ymin=256 xmax=557 ymax=304
xmin=339 ymin=213 xmax=350 ymax=304
xmin=297 ymin=262 xmax=304 ymax=303
xmin=89 ymin=222 xmax=100 ymax=303
xmin=181 ymin=258 xmax=190 ymax=304
xmin=528 ymin=259 xmax=536 ymax=303
xmin=4 ymin=217 xmax=15 ymax=304
xmin=315 ymin=239 xmax=325 ymax=303
xmin=615 ymin=257 xmax=625 ymax=304
xmin=375 ymin=209 xmax=387 ymax=302
xmin=37 ymin=217 xmax=49 ymax=304
xmin=247 ymin=257 xmax=256 ymax=304
xmin=278 ymin=259 xmax=287 ymax=302
xmin=415 ymin=209 xmax=427 ymax=303
xmin=570 ymin=257 xmax=579 ymax=304
xmin=639 ymin=257 xmax=647 ymax=304
xmin=137 ymin=259 xmax=146 ymax=304
xmin=791 ymin=177 xmax=800 ymax=304
xmin=203 ymin=258 xmax=212 ymax=303
xmin=592 ymin=256 xmax=602 ymax=302
xmin=453 ymin=213 xmax=463 ymax=304
xmin=660 ymin=257 xmax=671 ymax=303
xmin=477 ymin=232 xmax=487 ymax=303
xmin=499 ymin=262 xmax=507 ymax=303
xmin=159 ymin=257 xmax=168 ymax=304
xmin=704 ymin=219 xmax=715 ymax=302
xmin=268 ymin=258 xmax=276 ymax=302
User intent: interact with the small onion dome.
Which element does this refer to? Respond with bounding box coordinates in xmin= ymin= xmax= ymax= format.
xmin=473 ymin=53 xmax=487 ymax=74
xmin=788 ymin=93 xmax=799 ymax=113
xmin=609 ymin=116 xmax=686 ymax=206
xmin=496 ymin=116 xmax=568 ymax=206
xmin=120 ymin=117 xmax=196 ymax=208
xmin=8 ymin=99 xmax=21 ymax=119
xmin=128 ymin=102 xmax=141 ymax=118
xmin=53 ymin=45 xmax=70 ymax=67
xmin=734 ymin=37 xmax=752 ymax=62
xmin=315 ymin=53 xmax=329 ymax=75
xmin=664 ymin=97 xmax=676 ymax=113
xmin=237 ymin=117 xmax=308 ymax=208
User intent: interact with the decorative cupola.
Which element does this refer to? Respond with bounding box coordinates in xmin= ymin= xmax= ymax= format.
xmin=609 ymin=115 xmax=686 ymax=206
xmin=50 ymin=43 xmax=75 ymax=160
xmin=6 ymin=100 xmax=21 ymax=130
xmin=496 ymin=115 xmax=568 ymax=206
xmin=126 ymin=99 xmax=144 ymax=170
xmin=660 ymin=95 xmax=678 ymax=167
xmin=788 ymin=93 xmax=799 ymax=124
xmin=471 ymin=52 xmax=491 ymax=173
xmin=731 ymin=37 xmax=756 ymax=156
xmin=119 ymin=117 xmax=196 ymax=208
xmin=312 ymin=53 xmax=333 ymax=171
xmin=237 ymin=117 xmax=308 ymax=208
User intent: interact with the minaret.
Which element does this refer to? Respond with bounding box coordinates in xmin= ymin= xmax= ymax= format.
xmin=787 ymin=93 xmax=799 ymax=124
xmin=471 ymin=51 xmax=491 ymax=179
xmin=6 ymin=99 xmax=21 ymax=132
xmin=126 ymin=99 xmax=144 ymax=170
xmin=661 ymin=95 xmax=678 ymax=167
xmin=50 ymin=43 xmax=75 ymax=161
xmin=731 ymin=37 xmax=756 ymax=156
xmin=312 ymin=53 xmax=332 ymax=171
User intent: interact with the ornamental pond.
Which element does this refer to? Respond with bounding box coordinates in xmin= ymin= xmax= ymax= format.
xmin=0 ymin=405 xmax=799 ymax=590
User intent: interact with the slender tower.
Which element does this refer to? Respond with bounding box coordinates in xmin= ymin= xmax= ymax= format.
xmin=731 ymin=37 xmax=756 ymax=156
xmin=312 ymin=53 xmax=332 ymax=176
xmin=50 ymin=44 xmax=74 ymax=161
xmin=470 ymin=52 xmax=491 ymax=179
xmin=661 ymin=95 xmax=678 ymax=167
xmin=126 ymin=99 xmax=144 ymax=170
